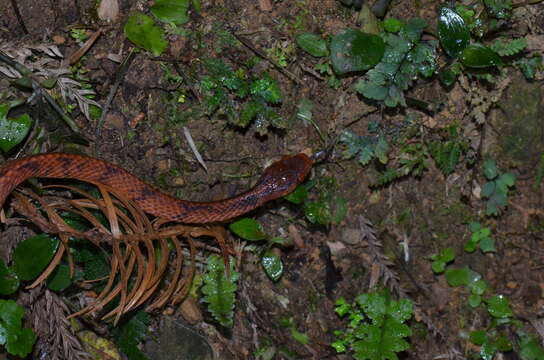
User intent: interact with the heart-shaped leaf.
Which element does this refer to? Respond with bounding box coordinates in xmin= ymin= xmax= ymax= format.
xmin=330 ymin=29 xmax=384 ymax=75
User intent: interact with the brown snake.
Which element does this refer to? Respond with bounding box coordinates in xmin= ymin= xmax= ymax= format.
xmin=0 ymin=153 xmax=313 ymax=223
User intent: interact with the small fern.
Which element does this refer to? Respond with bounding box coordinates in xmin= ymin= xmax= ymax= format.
xmin=201 ymin=255 xmax=240 ymax=327
xmin=332 ymin=290 xmax=413 ymax=360
xmin=489 ymin=37 xmax=527 ymax=57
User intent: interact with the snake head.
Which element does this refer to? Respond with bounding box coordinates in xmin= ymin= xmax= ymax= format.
xmin=254 ymin=153 xmax=313 ymax=204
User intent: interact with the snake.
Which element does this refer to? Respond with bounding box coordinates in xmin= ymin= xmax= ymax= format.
xmin=0 ymin=152 xmax=313 ymax=223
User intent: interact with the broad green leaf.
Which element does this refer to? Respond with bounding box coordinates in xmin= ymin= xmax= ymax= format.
xmin=13 ymin=234 xmax=59 ymax=281
xmin=445 ymin=266 xmax=480 ymax=287
xmin=229 ymin=218 xmax=266 ymax=241
xmin=0 ymin=104 xmax=33 ymax=153
xmin=262 ymin=251 xmax=283 ymax=282
xmin=0 ymin=259 xmax=19 ymax=295
xmin=284 ymin=184 xmax=308 ymax=204
xmin=461 ymin=44 xmax=502 ymax=68
xmin=124 ymin=13 xmax=168 ymax=56
xmin=0 ymin=300 xmax=36 ymax=357
xmin=470 ymin=330 xmax=486 ymax=345
xmin=151 ymin=0 xmax=190 ymax=25
xmin=296 ymin=33 xmax=328 ymax=57
xmin=47 ymin=263 xmax=71 ymax=291
xmin=485 ymin=295 xmax=513 ymax=318
xmin=330 ymin=29 xmax=385 ymax=75
xmin=438 ymin=7 xmax=470 ymax=57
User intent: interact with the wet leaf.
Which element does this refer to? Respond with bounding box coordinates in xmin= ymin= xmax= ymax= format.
xmin=261 ymin=251 xmax=283 ymax=282
xmin=13 ymin=234 xmax=59 ymax=281
xmin=461 ymin=44 xmax=502 ymax=68
xmin=485 ymin=295 xmax=513 ymax=318
xmin=0 ymin=300 xmax=36 ymax=357
xmin=330 ymin=29 xmax=384 ymax=75
xmin=124 ymin=13 xmax=168 ymax=56
xmin=296 ymin=33 xmax=328 ymax=57
xmin=438 ymin=7 xmax=470 ymax=57
xmin=0 ymin=104 xmax=33 ymax=153
xmin=229 ymin=218 xmax=266 ymax=241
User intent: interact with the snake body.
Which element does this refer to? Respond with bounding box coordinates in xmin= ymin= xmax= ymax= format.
xmin=0 ymin=153 xmax=312 ymax=223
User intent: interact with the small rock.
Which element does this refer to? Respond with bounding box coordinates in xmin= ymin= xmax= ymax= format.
xmin=341 ymin=228 xmax=361 ymax=245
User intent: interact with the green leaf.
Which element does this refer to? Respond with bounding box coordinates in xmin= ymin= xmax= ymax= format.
xmin=481 ymin=338 xmax=498 ymax=360
xmin=0 ymin=104 xmax=33 ymax=153
xmin=150 ymin=0 xmax=190 ymax=25
xmin=229 ymin=218 xmax=266 ymax=241
xmin=470 ymin=330 xmax=486 ymax=345
xmin=519 ymin=332 xmax=544 ymax=360
xmin=0 ymin=300 xmax=36 ymax=357
xmin=430 ymin=247 xmax=455 ymax=273
xmin=438 ymin=67 xmax=457 ymax=86
xmin=289 ymin=326 xmax=309 ymax=345
xmin=124 ymin=13 xmax=168 ymax=56
xmin=444 ymin=266 xmax=480 ymax=287
xmin=485 ymin=295 xmax=513 ymax=318
xmin=0 ymin=259 xmax=19 ymax=295
xmin=261 ymin=251 xmax=283 ymax=282
xmin=250 ymin=74 xmax=282 ymax=104
xmin=469 ymin=279 xmax=487 ymax=295
xmin=296 ymin=33 xmax=328 ymax=57
xmin=201 ymin=256 xmax=240 ymax=327
xmin=112 ymin=311 xmax=150 ymax=360
xmin=284 ymin=184 xmax=308 ymax=204
xmin=13 ymin=234 xmax=59 ymax=281
xmin=438 ymin=7 xmax=470 ymax=57
xmin=330 ymin=29 xmax=385 ymax=75
xmin=481 ymin=181 xmax=496 ymax=198
xmin=479 ymin=236 xmax=496 ymax=253
xmin=383 ymin=18 xmax=402 ymax=33
xmin=483 ymin=158 xmax=498 ymax=179
xmin=468 ymin=294 xmax=482 ymax=307
xmin=47 ymin=263 xmax=71 ymax=291
xmin=461 ymin=44 xmax=502 ymax=68
xmin=355 ymin=81 xmax=388 ymax=101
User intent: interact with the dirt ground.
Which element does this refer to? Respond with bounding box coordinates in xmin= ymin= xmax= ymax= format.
xmin=1 ymin=0 xmax=544 ymax=359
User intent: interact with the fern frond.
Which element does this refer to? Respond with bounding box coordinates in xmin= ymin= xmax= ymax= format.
xmin=489 ymin=38 xmax=527 ymax=57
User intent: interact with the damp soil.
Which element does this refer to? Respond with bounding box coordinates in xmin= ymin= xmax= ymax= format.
xmin=1 ymin=0 xmax=544 ymax=359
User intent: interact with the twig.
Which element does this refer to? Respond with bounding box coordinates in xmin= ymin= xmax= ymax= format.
xmin=94 ymin=48 xmax=136 ymax=156
xmin=9 ymin=0 xmax=28 ymax=34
